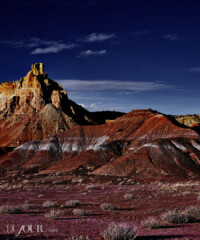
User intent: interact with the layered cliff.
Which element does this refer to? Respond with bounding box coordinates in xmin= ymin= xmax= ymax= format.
xmin=0 ymin=63 xmax=123 ymax=147
xmin=1 ymin=109 xmax=200 ymax=178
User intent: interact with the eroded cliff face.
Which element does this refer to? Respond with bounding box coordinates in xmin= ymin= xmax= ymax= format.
xmin=0 ymin=63 xmax=124 ymax=148
xmin=0 ymin=63 xmax=96 ymax=147
xmin=1 ymin=109 xmax=200 ymax=178
xmin=0 ymin=63 xmax=68 ymax=114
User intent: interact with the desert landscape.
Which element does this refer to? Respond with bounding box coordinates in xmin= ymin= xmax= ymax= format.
xmin=1 ymin=1 xmax=200 ymax=239
xmin=0 ymin=64 xmax=200 ymax=239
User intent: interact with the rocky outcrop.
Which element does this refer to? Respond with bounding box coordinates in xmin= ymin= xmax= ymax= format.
xmin=0 ymin=63 xmax=67 ymax=114
xmin=1 ymin=109 xmax=200 ymax=178
xmin=31 ymin=63 xmax=45 ymax=75
xmin=0 ymin=63 xmax=124 ymax=147
xmin=173 ymin=114 xmax=200 ymax=127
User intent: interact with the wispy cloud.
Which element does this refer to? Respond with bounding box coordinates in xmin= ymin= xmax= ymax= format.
xmin=84 ymin=33 xmax=115 ymax=43
xmin=0 ymin=37 xmax=76 ymax=54
xmin=56 ymin=79 xmax=176 ymax=113
xmin=188 ymin=67 xmax=200 ymax=73
xmin=162 ymin=34 xmax=178 ymax=41
xmin=56 ymin=79 xmax=172 ymax=91
xmin=77 ymin=50 xmax=107 ymax=58
xmin=31 ymin=43 xmax=75 ymax=55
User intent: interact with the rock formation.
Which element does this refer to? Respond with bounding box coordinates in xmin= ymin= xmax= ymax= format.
xmin=174 ymin=114 xmax=200 ymax=127
xmin=1 ymin=109 xmax=200 ymax=178
xmin=1 ymin=64 xmax=200 ymax=178
xmin=0 ymin=63 xmax=123 ymax=147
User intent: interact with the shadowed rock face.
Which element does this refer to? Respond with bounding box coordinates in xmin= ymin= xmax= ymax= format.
xmin=1 ymin=109 xmax=200 ymax=178
xmin=0 ymin=63 xmax=124 ymax=147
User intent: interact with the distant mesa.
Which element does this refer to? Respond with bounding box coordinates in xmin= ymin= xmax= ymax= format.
xmin=174 ymin=114 xmax=200 ymax=127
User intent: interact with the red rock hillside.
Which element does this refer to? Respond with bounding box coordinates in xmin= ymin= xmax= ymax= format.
xmin=0 ymin=63 xmax=123 ymax=148
xmin=1 ymin=109 xmax=200 ymax=178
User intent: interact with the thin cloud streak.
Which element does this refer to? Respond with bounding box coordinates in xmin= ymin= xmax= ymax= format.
xmin=56 ymin=79 xmax=172 ymax=91
xmin=31 ymin=43 xmax=75 ymax=54
xmin=77 ymin=50 xmax=107 ymax=58
xmin=162 ymin=34 xmax=178 ymax=41
xmin=84 ymin=33 xmax=116 ymax=42
xmin=0 ymin=37 xmax=76 ymax=54
xmin=188 ymin=67 xmax=200 ymax=73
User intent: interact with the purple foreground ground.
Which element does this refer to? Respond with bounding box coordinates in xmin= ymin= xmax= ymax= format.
xmin=0 ymin=174 xmax=200 ymax=240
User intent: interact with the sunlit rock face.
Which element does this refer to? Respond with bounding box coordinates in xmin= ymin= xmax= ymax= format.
xmin=1 ymin=109 xmax=200 ymax=178
xmin=0 ymin=63 xmax=120 ymax=147
xmin=0 ymin=63 xmax=68 ymax=115
xmin=174 ymin=114 xmax=200 ymax=127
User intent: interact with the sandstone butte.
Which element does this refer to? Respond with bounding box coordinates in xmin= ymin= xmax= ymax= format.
xmin=0 ymin=63 xmax=123 ymax=148
xmin=0 ymin=64 xmax=200 ymax=178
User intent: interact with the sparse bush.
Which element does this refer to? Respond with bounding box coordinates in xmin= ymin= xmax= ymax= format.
xmin=22 ymin=204 xmax=34 ymax=210
xmin=141 ymin=217 xmax=162 ymax=229
xmin=42 ymin=200 xmax=58 ymax=208
xmin=56 ymin=172 xmax=63 ymax=176
xmin=100 ymin=203 xmax=119 ymax=211
xmin=102 ymin=223 xmax=137 ymax=240
xmin=161 ymin=210 xmax=197 ymax=224
xmin=38 ymin=194 xmax=44 ymax=198
xmin=0 ymin=205 xmax=22 ymax=214
xmin=119 ymin=181 xmax=126 ymax=185
xmin=69 ymin=236 xmax=89 ymax=240
xmin=73 ymin=209 xmax=88 ymax=216
xmin=63 ymin=200 xmax=80 ymax=207
xmin=44 ymin=209 xmax=62 ymax=220
xmin=183 ymin=206 xmax=200 ymax=217
xmin=124 ymin=194 xmax=133 ymax=200
xmin=85 ymin=185 xmax=96 ymax=190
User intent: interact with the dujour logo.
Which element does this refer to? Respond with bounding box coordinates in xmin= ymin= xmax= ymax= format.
xmin=7 ymin=224 xmax=43 ymax=236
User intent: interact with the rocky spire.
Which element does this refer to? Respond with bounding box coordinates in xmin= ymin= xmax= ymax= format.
xmin=31 ymin=63 xmax=45 ymax=76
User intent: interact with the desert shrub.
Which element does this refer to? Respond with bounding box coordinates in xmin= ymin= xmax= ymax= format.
xmin=56 ymin=172 xmax=63 ymax=176
xmin=0 ymin=205 xmax=22 ymax=214
xmin=100 ymin=203 xmax=119 ymax=211
xmin=42 ymin=200 xmax=58 ymax=208
xmin=183 ymin=206 xmax=200 ymax=217
xmin=124 ymin=194 xmax=133 ymax=200
xmin=161 ymin=210 xmax=197 ymax=224
xmin=141 ymin=217 xmax=162 ymax=229
xmin=102 ymin=223 xmax=137 ymax=240
xmin=44 ymin=209 xmax=62 ymax=220
xmin=38 ymin=194 xmax=44 ymax=198
xmin=85 ymin=185 xmax=96 ymax=190
xmin=69 ymin=236 xmax=89 ymax=240
xmin=22 ymin=204 xmax=34 ymax=210
xmin=63 ymin=200 xmax=80 ymax=207
xmin=73 ymin=209 xmax=88 ymax=216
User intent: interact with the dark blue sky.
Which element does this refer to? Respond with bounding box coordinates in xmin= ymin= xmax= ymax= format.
xmin=1 ymin=0 xmax=200 ymax=114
